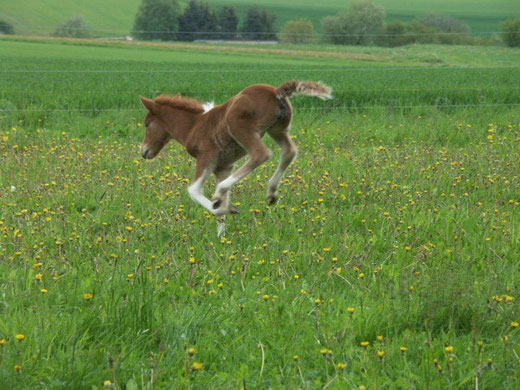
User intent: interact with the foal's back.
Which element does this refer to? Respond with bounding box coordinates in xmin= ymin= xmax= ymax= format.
xmin=186 ymin=84 xmax=292 ymax=165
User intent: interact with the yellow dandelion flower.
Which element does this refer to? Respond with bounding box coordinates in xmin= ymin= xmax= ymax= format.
xmin=293 ymin=355 xmax=299 ymax=361
xmin=511 ymin=321 xmax=519 ymax=328
xmin=262 ymin=294 xmax=269 ymax=301
xmin=347 ymin=307 xmax=355 ymax=314
xmin=320 ymin=348 xmax=332 ymax=356
xmin=360 ymin=341 xmax=369 ymax=348
xmin=188 ymin=347 xmax=196 ymax=356
xmin=445 ymin=346 xmax=454 ymax=353
xmin=84 ymin=293 xmax=93 ymax=300
xmin=192 ymin=361 xmax=203 ymax=370
xmin=41 ymin=288 xmax=48 ymax=294
xmin=16 ymin=334 xmax=25 ymax=342
xmin=376 ymin=335 xmax=384 ymax=342
xmin=35 ymin=273 xmax=43 ymax=280
xmin=0 ymin=339 xmax=6 ymax=346
xmin=337 ymin=362 xmax=347 ymax=370
xmin=377 ymin=350 xmax=385 ymax=358
xmin=103 ymin=380 xmax=112 ymax=387
xmin=400 ymin=346 xmax=407 ymax=353
xmin=14 ymin=365 xmax=22 ymax=373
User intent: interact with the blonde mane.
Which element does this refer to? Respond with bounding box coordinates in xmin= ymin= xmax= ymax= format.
xmin=155 ymin=94 xmax=204 ymax=114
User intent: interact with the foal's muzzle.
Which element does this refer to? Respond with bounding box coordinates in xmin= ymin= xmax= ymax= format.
xmin=141 ymin=146 xmax=151 ymax=159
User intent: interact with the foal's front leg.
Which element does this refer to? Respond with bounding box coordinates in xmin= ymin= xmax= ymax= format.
xmin=187 ymin=158 xmax=237 ymax=217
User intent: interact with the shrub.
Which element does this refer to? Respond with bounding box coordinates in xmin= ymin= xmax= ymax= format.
xmin=0 ymin=20 xmax=14 ymax=35
xmin=415 ymin=14 xmax=472 ymax=44
xmin=407 ymin=21 xmax=440 ymax=44
xmin=377 ymin=20 xmax=415 ymax=47
xmin=500 ymin=17 xmax=520 ymax=47
xmin=54 ymin=15 xmax=91 ymax=38
xmin=379 ymin=17 xmax=474 ymax=47
xmin=280 ymin=19 xmax=316 ymax=44
xmin=321 ymin=0 xmax=385 ymax=45
xmin=133 ymin=0 xmax=180 ymax=41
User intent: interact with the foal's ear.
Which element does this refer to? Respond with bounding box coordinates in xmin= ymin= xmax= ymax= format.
xmin=140 ymin=96 xmax=157 ymax=113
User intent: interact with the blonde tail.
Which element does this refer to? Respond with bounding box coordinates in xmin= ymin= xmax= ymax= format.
xmin=275 ymin=80 xmax=333 ymax=100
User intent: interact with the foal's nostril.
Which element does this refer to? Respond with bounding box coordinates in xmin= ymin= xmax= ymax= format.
xmin=141 ymin=149 xmax=149 ymax=159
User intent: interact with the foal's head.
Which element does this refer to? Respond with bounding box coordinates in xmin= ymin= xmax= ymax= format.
xmin=139 ymin=95 xmax=204 ymax=159
xmin=139 ymin=97 xmax=173 ymax=159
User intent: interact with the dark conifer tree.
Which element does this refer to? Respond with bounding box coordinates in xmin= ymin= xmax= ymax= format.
xmin=178 ymin=0 xmax=218 ymax=41
xmin=216 ymin=6 xmax=239 ymax=40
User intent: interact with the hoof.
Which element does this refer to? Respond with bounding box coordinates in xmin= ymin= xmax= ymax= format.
xmin=212 ymin=198 xmax=222 ymax=209
xmin=267 ymin=195 xmax=278 ymax=205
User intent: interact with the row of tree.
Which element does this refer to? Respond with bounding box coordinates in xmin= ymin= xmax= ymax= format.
xmin=132 ymin=0 xmax=520 ymax=47
xmin=133 ymin=0 xmax=276 ymax=41
xmin=2 ymin=0 xmax=518 ymax=47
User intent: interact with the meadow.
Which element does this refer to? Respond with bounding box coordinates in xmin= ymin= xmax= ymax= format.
xmin=1 ymin=0 xmax=519 ymax=36
xmin=0 ymin=37 xmax=520 ymax=388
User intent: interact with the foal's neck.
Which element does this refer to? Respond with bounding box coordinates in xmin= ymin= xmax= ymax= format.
xmin=165 ymin=109 xmax=201 ymax=147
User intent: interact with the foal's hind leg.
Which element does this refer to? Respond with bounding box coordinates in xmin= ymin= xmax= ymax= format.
xmin=212 ymin=130 xmax=272 ymax=209
xmin=266 ymin=131 xmax=297 ymax=205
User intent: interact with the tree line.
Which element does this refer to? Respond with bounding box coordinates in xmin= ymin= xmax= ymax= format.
xmin=1 ymin=0 xmax=519 ymax=47
xmin=131 ymin=0 xmax=520 ymax=47
xmin=133 ymin=0 xmax=276 ymax=41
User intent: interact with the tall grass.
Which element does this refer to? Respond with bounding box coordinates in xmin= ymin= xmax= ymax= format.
xmin=0 ymin=38 xmax=519 ymax=388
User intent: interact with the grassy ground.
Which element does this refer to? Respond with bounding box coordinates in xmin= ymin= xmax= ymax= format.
xmin=1 ymin=0 xmax=519 ymax=35
xmin=0 ymin=38 xmax=519 ymax=389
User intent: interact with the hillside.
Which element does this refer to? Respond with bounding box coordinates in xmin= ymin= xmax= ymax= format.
xmin=1 ymin=0 xmax=519 ymax=37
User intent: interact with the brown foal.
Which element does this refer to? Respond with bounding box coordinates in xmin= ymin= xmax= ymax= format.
xmin=140 ymin=80 xmax=332 ymax=235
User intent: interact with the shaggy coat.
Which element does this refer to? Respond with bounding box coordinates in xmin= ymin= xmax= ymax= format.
xmin=140 ymin=80 xmax=332 ymax=235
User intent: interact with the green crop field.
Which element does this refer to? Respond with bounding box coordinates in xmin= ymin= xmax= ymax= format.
xmin=1 ymin=0 xmax=519 ymax=36
xmin=0 ymin=37 xmax=520 ymax=388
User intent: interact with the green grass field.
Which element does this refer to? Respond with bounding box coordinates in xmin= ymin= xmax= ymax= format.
xmin=0 ymin=37 xmax=520 ymax=388
xmin=1 ymin=0 xmax=519 ymax=36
